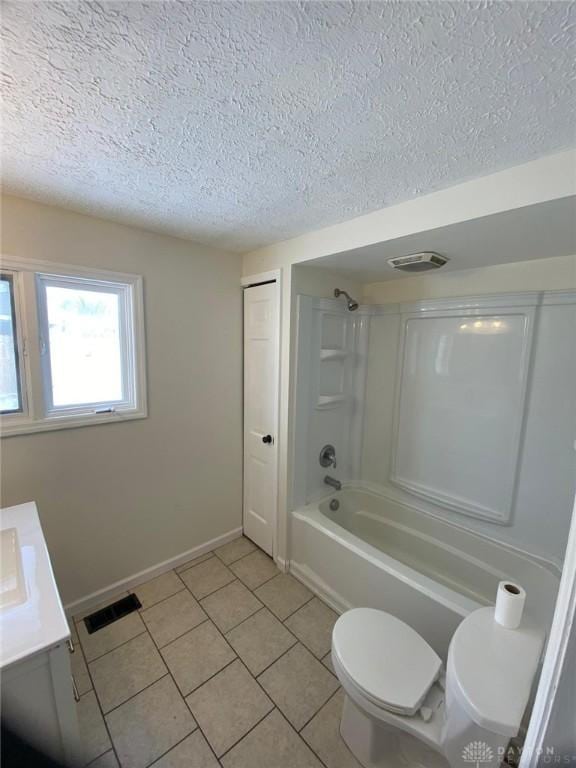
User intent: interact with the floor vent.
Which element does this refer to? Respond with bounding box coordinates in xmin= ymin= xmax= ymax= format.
xmin=83 ymin=593 xmax=142 ymax=634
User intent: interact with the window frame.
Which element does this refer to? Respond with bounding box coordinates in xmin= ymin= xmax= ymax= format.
xmin=0 ymin=257 xmax=147 ymax=437
xmin=0 ymin=270 xmax=26 ymax=416
xmin=36 ymin=273 xmax=135 ymax=416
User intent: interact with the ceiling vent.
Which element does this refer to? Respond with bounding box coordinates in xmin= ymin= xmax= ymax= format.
xmin=387 ymin=252 xmax=449 ymax=273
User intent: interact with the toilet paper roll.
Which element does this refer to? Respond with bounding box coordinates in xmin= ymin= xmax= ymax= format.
xmin=494 ymin=581 xmax=526 ymax=629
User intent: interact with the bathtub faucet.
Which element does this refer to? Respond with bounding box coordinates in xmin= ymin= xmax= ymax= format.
xmin=324 ymin=476 xmax=342 ymax=491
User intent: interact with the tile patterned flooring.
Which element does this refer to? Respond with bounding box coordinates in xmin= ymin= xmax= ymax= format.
xmin=73 ymin=537 xmax=362 ymax=768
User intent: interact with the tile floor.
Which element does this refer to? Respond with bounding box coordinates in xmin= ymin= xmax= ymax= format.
xmin=73 ymin=536 xmax=362 ymax=768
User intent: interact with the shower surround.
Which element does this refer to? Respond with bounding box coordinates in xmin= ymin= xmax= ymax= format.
xmin=290 ymin=290 xmax=576 ymax=644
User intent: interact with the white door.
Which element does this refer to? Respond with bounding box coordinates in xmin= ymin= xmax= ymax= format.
xmin=243 ymin=281 xmax=279 ymax=557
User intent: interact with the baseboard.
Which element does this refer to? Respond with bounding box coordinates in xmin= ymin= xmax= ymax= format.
xmin=274 ymin=555 xmax=289 ymax=573
xmin=289 ymin=561 xmax=351 ymax=616
xmin=65 ymin=527 xmax=243 ymax=617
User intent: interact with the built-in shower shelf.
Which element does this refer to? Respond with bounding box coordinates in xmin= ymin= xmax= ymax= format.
xmin=316 ymin=394 xmax=346 ymax=410
xmin=320 ymin=348 xmax=349 ymax=361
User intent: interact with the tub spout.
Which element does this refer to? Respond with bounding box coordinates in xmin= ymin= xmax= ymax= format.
xmin=324 ymin=476 xmax=342 ymax=491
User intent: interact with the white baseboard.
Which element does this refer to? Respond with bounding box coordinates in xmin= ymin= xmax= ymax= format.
xmin=289 ymin=561 xmax=350 ymax=616
xmin=65 ymin=527 xmax=243 ymax=617
xmin=274 ymin=555 xmax=289 ymax=573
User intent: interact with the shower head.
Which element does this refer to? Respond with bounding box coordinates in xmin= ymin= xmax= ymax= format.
xmin=334 ymin=288 xmax=359 ymax=311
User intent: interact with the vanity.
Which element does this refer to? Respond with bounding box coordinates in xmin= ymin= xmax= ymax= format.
xmin=1 ymin=501 xmax=80 ymax=765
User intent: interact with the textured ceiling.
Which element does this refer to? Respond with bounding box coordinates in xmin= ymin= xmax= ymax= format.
xmin=2 ymin=1 xmax=575 ymax=253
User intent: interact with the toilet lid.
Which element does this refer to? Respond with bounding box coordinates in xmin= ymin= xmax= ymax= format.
xmin=332 ymin=608 xmax=442 ymax=716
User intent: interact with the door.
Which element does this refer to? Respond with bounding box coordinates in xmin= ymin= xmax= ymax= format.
xmin=243 ymin=281 xmax=279 ymax=556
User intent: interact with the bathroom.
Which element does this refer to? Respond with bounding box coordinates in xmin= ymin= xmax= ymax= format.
xmin=1 ymin=3 xmax=575 ymax=768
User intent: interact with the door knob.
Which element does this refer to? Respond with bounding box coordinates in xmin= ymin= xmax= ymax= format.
xmin=262 ymin=434 xmax=273 ymax=444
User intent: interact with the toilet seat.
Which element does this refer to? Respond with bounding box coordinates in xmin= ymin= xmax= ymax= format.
xmin=332 ymin=608 xmax=442 ymax=716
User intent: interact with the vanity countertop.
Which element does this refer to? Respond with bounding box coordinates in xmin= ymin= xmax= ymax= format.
xmin=0 ymin=501 xmax=70 ymax=670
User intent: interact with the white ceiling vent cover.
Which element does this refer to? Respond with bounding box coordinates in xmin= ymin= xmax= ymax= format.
xmin=387 ymin=252 xmax=449 ymax=272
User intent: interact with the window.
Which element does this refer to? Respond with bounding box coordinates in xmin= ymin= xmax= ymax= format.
xmin=37 ymin=276 xmax=135 ymax=414
xmin=0 ymin=274 xmax=23 ymax=414
xmin=0 ymin=259 xmax=146 ymax=436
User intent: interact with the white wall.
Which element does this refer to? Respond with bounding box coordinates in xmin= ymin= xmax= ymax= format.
xmin=0 ymin=195 xmax=243 ymax=604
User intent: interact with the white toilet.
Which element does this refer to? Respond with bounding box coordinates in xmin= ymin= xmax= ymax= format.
xmin=332 ymin=606 xmax=544 ymax=768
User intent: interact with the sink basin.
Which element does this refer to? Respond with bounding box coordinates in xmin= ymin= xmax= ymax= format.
xmin=0 ymin=527 xmax=26 ymax=609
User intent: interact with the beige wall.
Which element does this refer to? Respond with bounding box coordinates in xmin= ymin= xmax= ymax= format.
xmin=0 ymin=196 xmax=243 ymax=605
xmin=362 ymin=253 xmax=576 ymax=303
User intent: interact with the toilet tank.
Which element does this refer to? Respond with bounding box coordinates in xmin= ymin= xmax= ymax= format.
xmin=442 ymin=607 xmax=544 ymax=767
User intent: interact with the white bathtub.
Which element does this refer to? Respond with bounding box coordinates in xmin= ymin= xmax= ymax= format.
xmin=291 ymin=487 xmax=560 ymax=658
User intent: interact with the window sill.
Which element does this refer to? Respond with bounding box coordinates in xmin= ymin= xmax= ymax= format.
xmin=1 ymin=408 xmax=147 ymax=437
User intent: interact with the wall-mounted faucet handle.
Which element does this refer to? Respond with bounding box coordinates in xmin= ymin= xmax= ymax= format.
xmin=319 ymin=444 xmax=337 ymax=468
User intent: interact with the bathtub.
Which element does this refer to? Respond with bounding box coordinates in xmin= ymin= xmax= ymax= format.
xmin=290 ymin=487 xmax=560 ymax=659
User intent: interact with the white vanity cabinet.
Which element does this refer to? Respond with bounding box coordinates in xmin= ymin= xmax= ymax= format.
xmin=1 ymin=501 xmax=80 ymax=766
